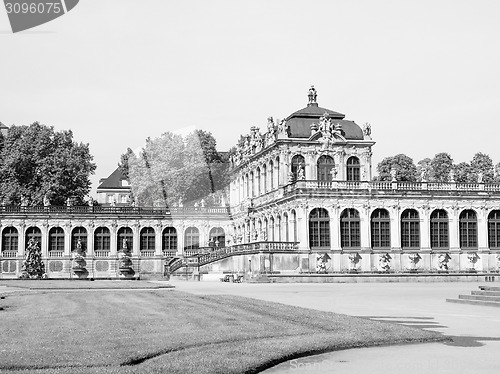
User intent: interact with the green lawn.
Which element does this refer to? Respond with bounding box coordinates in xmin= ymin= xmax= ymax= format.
xmin=0 ymin=286 xmax=445 ymax=373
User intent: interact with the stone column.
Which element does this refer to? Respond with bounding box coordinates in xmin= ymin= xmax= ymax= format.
xmin=297 ymin=206 xmax=309 ymax=250
xmin=110 ymin=224 xmax=118 ymax=257
xmin=41 ymin=223 xmax=49 ymax=258
xmin=132 ymin=224 xmax=140 ymax=256
xmin=86 ymin=224 xmax=94 ymax=257
xmin=478 ymin=208 xmax=488 ymax=251
xmin=360 ymin=207 xmax=371 ymax=251
xmin=449 ymin=208 xmax=460 ymax=251
xmin=64 ymin=224 xmax=72 ymax=256
xmin=155 ymin=224 xmax=163 ymax=256
xmin=420 ymin=208 xmax=431 ymax=251
xmin=18 ymin=224 xmax=26 ymax=258
xmin=330 ymin=206 xmax=341 ymax=251
xmin=177 ymin=225 xmax=184 ymax=256
xmin=477 ymin=208 xmax=489 ymax=272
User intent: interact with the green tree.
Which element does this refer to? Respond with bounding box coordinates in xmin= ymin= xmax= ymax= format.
xmin=454 ymin=162 xmax=475 ymax=183
xmin=430 ymin=153 xmax=454 ymax=182
xmin=0 ymin=122 xmax=96 ymax=206
xmin=122 ymin=130 xmax=228 ymax=207
xmin=376 ymin=154 xmax=417 ymax=181
xmin=471 ymin=152 xmax=494 ymax=183
xmin=417 ymin=158 xmax=432 ymax=181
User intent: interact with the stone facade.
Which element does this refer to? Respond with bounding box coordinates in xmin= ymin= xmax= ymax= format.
xmin=1 ymin=87 xmax=500 ymax=279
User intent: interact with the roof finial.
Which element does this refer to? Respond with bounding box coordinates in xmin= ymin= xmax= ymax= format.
xmin=307 ymin=85 xmax=317 ymax=106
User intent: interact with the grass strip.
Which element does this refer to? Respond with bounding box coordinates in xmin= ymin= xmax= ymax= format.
xmin=0 ymin=288 xmax=446 ymax=373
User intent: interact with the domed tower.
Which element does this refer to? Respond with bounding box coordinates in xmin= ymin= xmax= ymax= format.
xmin=229 ymin=86 xmax=376 ymax=208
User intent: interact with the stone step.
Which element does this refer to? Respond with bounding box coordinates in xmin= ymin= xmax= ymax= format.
xmin=471 ymin=290 xmax=500 ymax=297
xmin=459 ymin=294 xmax=500 ymax=302
xmin=479 ymin=286 xmax=500 ymax=292
xmin=446 ymin=298 xmax=500 ymax=307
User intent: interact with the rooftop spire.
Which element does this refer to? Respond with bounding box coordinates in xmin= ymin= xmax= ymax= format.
xmin=307 ymin=85 xmax=318 ymax=106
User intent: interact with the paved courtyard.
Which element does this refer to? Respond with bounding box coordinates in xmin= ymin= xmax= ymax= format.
xmin=171 ymin=280 xmax=500 ymax=374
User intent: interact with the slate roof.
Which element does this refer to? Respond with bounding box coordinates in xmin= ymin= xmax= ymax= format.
xmin=285 ymin=103 xmax=363 ymax=140
xmin=97 ymin=167 xmax=129 ymax=190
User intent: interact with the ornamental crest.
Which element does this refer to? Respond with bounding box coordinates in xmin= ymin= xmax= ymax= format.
xmin=313 ymin=112 xmax=346 ymax=150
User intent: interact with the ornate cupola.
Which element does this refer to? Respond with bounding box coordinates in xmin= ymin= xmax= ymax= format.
xmin=284 ymin=86 xmax=363 ymax=140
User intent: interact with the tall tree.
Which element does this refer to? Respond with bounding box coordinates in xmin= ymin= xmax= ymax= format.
xmin=417 ymin=158 xmax=432 ymax=181
xmin=454 ymin=162 xmax=475 ymax=183
xmin=376 ymin=154 xmax=417 ymax=181
xmin=471 ymin=152 xmax=494 ymax=183
xmin=122 ymin=130 xmax=229 ymax=207
xmin=430 ymin=153 xmax=454 ymax=182
xmin=0 ymin=123 xmax=96 ymax=206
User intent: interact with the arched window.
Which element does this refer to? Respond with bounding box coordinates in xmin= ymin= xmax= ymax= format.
xmin=309 ymin=208 xmax=330 ymax=249
xmin=276 ymin=215 xmax=282 ymax=242
xmin=269 ymin=217 xmax=275 ymax=241
xmin=346 ymin=156 xmax=361 ymax=181
xmin=162 ymin=227 xmax=177 ymax=252
xmin=255 ymin=167 xmax=261 ymax=196
xmin=269 ymin=161 xmax=274 ymax=190
xmin=250 ymin=171 xmax=254 ymax=197
xmin=371 ymin=209 xmax=390 ymax=249
xmin=276 ymin=157 xmax=280 ymax=186
xmin=488 ymin=210 xmax=500 ymax=249
xmin=401 ymin=209 xmax=420 ymax=249
xmin=246 ymin=173 xmax=250 ymax=198
xmin=340 ymin=209 xmax=360 ymax=248
xmin=117 ymin=227 xmax=133 ymax=251
xmin=140 ymin=227 xmax=155 ymax=251
xmin=291 ymin=155 xmax=305 ymax=180
xmin=262 ymin=164 xmax=267 ymax=193
xmin=2 ymin=227 xmax=18 ymax=253
xmin=209 ymin=227 xmax=225 ymax=248
xmin=430 ymin=210 xmax=449 ymax=249
xmin=283 ymin=213 xmax=289 ymax=241
xmin=25 ymin=226 xmax=42 ymax=244
xmin=94 ymin=227 xmax=110 ymax=251
xmin=460 ymin=210 xmax=477 ymax=249
xmin=184 ymin=227 xmax=199 ymax=250
xmin=49 ymin=227 xmax=65 ymax=252
xmin=71 ymin=227 xmax=87 ymax=251
xmin=317 ymin=155 xmax=335 ymax=181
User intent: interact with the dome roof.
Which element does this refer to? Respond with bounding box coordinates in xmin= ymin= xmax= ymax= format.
xmin=285 ymin=87 xmax=364 ymax=140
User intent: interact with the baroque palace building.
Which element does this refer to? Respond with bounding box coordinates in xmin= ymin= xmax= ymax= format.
xmin=1 ymin=87 xmax=500 ymax=280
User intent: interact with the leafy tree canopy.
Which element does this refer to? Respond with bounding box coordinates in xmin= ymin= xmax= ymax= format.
xmin=120 ymin=130 xmax=229 ymax=207
xmin=430 ymin=153 xmax=454 ymax=182
xmin=471 ymin=152 xmax=494 ymax=183
xmin=454 ymin=162 xmax=475 ymax=183
xmin=0 ymin=122 xmax=96 ymax=206
xmin=376 ymin=154 xmax=417 ymax=182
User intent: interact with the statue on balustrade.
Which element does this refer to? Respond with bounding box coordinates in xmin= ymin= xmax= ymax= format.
xmin=363 ymin=122 xmax=372 ymax=140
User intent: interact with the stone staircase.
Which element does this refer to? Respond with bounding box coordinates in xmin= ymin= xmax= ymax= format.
xmin=447 ymin=286 xmax=500 ymax=307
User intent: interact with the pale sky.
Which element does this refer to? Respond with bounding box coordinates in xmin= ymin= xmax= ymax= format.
xmin=1 ymin=0 xmax=500 ymax=197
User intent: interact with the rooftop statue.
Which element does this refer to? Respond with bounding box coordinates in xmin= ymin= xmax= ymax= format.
xmin=308 ymin=85 xmax=317 ymax=105
xmin=363 ymin=123 xmax=372 ymax=140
